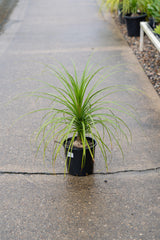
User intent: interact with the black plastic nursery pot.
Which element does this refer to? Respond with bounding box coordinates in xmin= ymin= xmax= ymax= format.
xmin=148 ymin=17 xmax=156 ymax=29
xmin=124 ymin=13 xmax=147 ymax=37
xmin=63 ymin=137 xmax=97 ymax=176
xmin=118 ymin=8 xmax=125 ymax=24
xmin=155 ymin=33 xmax=160 ymax=38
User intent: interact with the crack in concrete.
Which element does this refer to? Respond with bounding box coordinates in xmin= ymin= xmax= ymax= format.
xmin=0 ymin=167 xmax=159 ymax=176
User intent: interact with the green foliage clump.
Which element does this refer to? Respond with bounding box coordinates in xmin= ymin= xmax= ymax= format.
xmin=153 ymin=25 xmax=160 ymax=34
xmin=146 ymin=0 xmax=160 ymax=23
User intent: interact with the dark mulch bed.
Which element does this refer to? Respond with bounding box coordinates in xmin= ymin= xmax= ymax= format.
xmin=114 ymin=16 xmax=160 ymax=96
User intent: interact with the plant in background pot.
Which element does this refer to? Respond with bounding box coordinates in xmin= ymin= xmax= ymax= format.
xmin=118 ymin=1 xmax=126 ymax=24
xmin=146 ymin=0 xmax=160 ymax=29
xmin=101 ymin=0 xmax=125 ymax=24
xmin=101 ymin=0 xmax=121 ymax=12
xmin=153 ymin=25 xmax=160 ymax=38
xmin=28 ymin=59 xmax=138 ymax=176
xmin=123 ymin=0 xmax=147 ymax=37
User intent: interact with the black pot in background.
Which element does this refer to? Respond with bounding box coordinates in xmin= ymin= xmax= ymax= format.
xmin=148 ymin=17 xmax=156 ymax=29
xmin=124 ymin=13 xmax=147 ymax=37
xmin=155 ymin=33 xmax=160 ymax=38
xmin=118 ymin=8 xmax=125 ymax=24
xmin=63 ymin=137 xmax=97 ymax=176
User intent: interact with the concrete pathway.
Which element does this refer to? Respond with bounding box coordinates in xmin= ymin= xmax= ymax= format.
xmin=0 ymin=0 xmax=160 ymax=239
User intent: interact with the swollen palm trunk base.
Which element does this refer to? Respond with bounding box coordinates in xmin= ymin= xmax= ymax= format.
xmin=63 ymin=137 xmax=97 ymax=176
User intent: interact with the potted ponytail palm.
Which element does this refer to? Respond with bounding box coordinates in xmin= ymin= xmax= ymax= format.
xmin=31 ymin=60 xmax=136 ymax=176
xmin=123 ymin=0 xmax=147 ymax=36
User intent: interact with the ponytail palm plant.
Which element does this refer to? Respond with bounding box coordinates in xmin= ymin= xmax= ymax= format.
xmin=101 ymin=0 xmax=121 ymax=12
xmin=101 ymin=0 xmax=129 ymax=13
xmin=30 ymin=59 xmax=137 ymax=172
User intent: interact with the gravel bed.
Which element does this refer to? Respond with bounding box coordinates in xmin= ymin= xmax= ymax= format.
xmin=114 ymin=16 xmax=160 ymax=96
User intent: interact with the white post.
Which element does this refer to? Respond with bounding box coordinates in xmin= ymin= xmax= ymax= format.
xmin=140 ymin=23 xmax=144 ymax=51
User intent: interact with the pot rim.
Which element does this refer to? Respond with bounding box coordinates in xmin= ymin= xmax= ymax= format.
xmin=124 ymin=13 xmax=147 ymax=20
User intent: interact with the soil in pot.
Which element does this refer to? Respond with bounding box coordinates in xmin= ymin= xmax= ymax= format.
xmin=63 ymin=137 xmax=97 ymax=176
